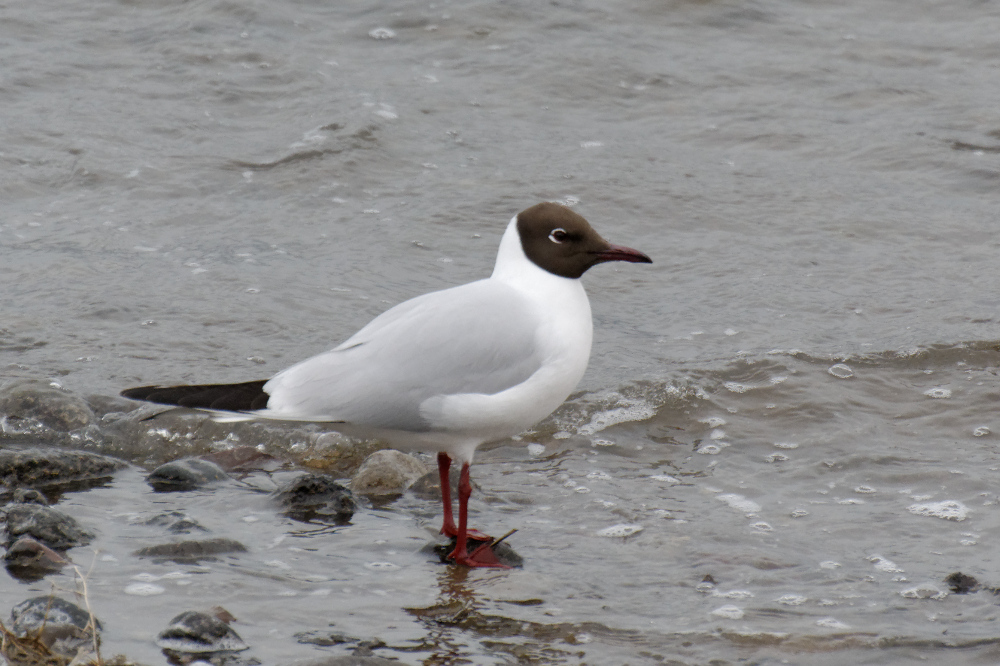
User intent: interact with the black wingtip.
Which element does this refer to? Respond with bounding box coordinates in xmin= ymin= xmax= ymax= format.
xmin=120 ymin=380 xmax=270 ymax=411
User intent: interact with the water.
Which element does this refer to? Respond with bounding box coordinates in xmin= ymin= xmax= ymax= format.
xmin=3 ymin=0 xmax=1000 ymax=663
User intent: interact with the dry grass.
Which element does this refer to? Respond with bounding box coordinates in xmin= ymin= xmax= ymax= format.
xmin=0 ymin=554 xmax=134 ymax=666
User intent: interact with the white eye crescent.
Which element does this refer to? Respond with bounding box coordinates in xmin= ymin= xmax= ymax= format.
xmin=548 ymin=228 xmax=569 ymax=243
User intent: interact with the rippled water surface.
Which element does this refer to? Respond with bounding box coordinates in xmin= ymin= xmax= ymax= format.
xmin=4 ymin=0 xmax=1000 ymax=664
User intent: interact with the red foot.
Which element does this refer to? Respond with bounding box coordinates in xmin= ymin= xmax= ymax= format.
xmin=447 ymin=537 xmax=510 ymax=569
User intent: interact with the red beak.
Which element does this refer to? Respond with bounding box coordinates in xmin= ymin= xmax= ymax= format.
xmin=592 ymin=244 xmax=652 ymax=265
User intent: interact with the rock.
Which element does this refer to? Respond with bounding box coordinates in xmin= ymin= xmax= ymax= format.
xmin=281 ymin=657 xmax=400 ymax=666
xmin=944 ymin=571 xmax=997 ymax=594
xmin=272 ymin=473 xmax=356 ymax=523
xmin=147 ymin=458 xmax=230 ymax=491
xmin=134 ymin=537 xmax=248 ymax=562
xmin=201 ymin=446 xmax=282 ymax=473
xmin=0 ymin=380 xmax=95 ymax=431
xmin=141 ymin=510 xmax=208 ymax=534
xmin=409 ymin=466 xmax=465 ymax=501
xmin=10 ymin=596 xmax=101 ymax=658
xmin=429 ymin=533 xmax=524 ymax=569
xmin=3 ymin=503 xmax=94 ymax=550
xmin=0 ymin=447 xmax=126 ymax=492
xmin=4 ymin=535 xmax=70 ymax=577
xmin=10 ymin=488 xmax=49 ymax=505
xmin=349 ymin=450 xmax=429 ymax=496
xmin=156 ymin=610 xmax=249 ymax=655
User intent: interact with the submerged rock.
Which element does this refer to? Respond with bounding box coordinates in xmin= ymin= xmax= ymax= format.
xmin=409 ymin=466 xmax=464 ymax=501
xmin=272 ymin=473 xmax=356 ymax=523
xmin=9 ymin=487 xmax=49 ymax=506
xmin=141 ymin=510 xmax=208 ymax=534
xmin=147 ymin=457 xmax=230 ymax=491
xmin=429 ymin=533 xmax=524 ymax=569
xmin=135 ymin=537 xmax=248 ymax=562
xmin=4 ymin=535 xmax=70 ymax=577
xmin=349 ymin=449 xmax=429 ymax=496
xmin=944 ymin=571 xmax=998 ymax=595
xmin=3 ymin=503 xmax=94 ymax=550
xmin=156 ymin=610 xmax=249 ymax=655
xmin=0 ymin=447 xmax=126 ymax=493
xmin=281 ymin=657 xmax=401 ymax=666
xmin=0 ymin=380 xmax=95 ymax=432
xmin=10 ymin=596 xmax=101 ymax=658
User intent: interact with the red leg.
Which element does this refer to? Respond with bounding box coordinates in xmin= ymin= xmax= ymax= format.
xmin=438 ymin=452 xmax=457 ymax=537
xmin=447 ymin=461 xmax=508 ymax=568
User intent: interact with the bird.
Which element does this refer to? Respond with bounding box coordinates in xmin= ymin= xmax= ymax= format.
xmin=121 ymin=202 xmax=652 ymax=567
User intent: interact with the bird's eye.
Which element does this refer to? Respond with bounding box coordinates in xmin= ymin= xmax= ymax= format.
xmin=548 ymin=228 xmax=569 ymax=244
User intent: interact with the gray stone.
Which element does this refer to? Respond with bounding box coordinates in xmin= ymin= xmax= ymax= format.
xmin=272 ymin=473 xmax=356 ymax=522
xmin=11 ymin=596 xmax=101 ymax=658
xmin=0 ymin=448 xmax=126 ymax=491
xmin=350 ymin=449 xmax=429 ymax=496
xmin=156 ymin=610 xmax=248 ymax=654
xmin=281 ymin=658 xmax=400 ymax=666
xmin=147 ymin=458 xmax=230 ymax=491
xmin=3 ymin=503 xmax=94 ymax=550
xmin=0 ymin=380 xmax=95 ymax=431
xmin=135 ymin=537 xmax=248 ymax=561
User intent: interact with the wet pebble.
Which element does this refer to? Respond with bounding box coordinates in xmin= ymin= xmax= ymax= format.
xmin=156 ymin=610 xmax=249 ymax=656
xmin=272 ymin=472 xmax=356 ymax=522
xmin=0 ymin=380 xmax=96 ymax=432
xmin=349 ymin=449 xmax=429 ymax=496
xmin=147 ymin=457 xmax=230 ymax=491
xmin=3 ymin=503 xmax=94 ymax=550
xmin=10 ymin=596 xmax=101 ymax=658
xmin=9 ymin=487 xmax=48 ymax=505
xmin=429 ymin=534 xmax=523 ymax=568
xmin=135 ymin=537 xmax=248 ymax=562
xmin=4 ymin=535 xmax=70 ymax=576
xmin=0 ymin=447 xmax=126 ymax=492
xmin=141 ymin=510 xmax=209 ymax=534
xmin=944 ymin=571 xmax=998 ymax=595
xmin=281 ymin=657 xmax=402 ymax=666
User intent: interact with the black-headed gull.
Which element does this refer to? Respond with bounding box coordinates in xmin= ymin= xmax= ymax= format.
xmin=122 ymin=202 xmax=651 ymax=567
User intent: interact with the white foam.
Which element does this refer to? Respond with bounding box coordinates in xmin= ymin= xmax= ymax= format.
xmin=776 ymin=594 xmax=807 ymax=606
xmin=710 ymin=605 xmax=744 ymax=619
xmin=923 ymin=387 xmax=952 ymax=399
xmin=124 ymin=582 xmax=165 ymax=596
xmin=714 ymin=589 xmax=754 ymax=599
xmin=595 ymin=523 xmax=643 ymax=538
xmin=908 ymin=500 xmax=969 ymax=521
xmin=900 ymin=583 xmax=948 ymax=600
xmin=717 ymin=493 xmax=761 ymax=514
xmin=869 ymin=555 xmax=903 ymax=573
xmin=368 ymin=27 xmax=396 ymax=39
xmin=816 ymin=617 xmax=850 ymax=629
xmin=827 ymin=363 xmax=853 ymax=379
xmin=577 ymin=397 xmax=657 ymax=435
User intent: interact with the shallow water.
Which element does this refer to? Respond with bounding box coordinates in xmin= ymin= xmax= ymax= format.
xmin=4 ymin=0 xmax=1000 ymax=664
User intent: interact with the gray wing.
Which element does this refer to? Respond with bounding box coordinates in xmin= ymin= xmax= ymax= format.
xmin=263 ymin=279 xmax=543 ymax=431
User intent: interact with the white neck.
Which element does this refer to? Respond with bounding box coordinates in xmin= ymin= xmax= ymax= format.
xmin=492 ymin=215 xmax=577 ymax=292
